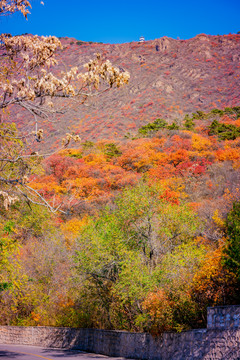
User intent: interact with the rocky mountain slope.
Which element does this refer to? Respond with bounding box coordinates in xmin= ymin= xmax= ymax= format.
xmin=10 ymin=33 xmax=240 ymax=149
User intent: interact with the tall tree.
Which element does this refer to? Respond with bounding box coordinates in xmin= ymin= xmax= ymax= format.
xmin=223 ymin=201 xmax=240 ymax=282
xmin=0 ymin=0 xmax=129 ymax=211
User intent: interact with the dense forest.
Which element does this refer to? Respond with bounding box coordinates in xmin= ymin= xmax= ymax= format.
xmin=1 ymin=0 xmax=240 ymax=336
xmin=1 ymin=107 xmax=240 ymax=333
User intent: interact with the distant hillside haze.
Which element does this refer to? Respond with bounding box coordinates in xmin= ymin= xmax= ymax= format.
xmin=9 ymin=33 xmax=240 ymax=149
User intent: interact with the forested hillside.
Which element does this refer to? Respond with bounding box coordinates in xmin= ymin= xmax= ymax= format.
xmin=0 ymin=0 xmax=240 ymax=334
xmin=1 ymin=107 xmax=240 ymax=332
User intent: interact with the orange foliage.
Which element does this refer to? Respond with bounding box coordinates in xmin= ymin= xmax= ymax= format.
xmin=235 ymin=118 xmax=240 ymax=127
xmin=117 ymin=138 xmax=166 ymax=172
xmin=142 ymin=289 xmax=174 ymax=334
xmin=29 ymin=117 xmax=240 ymax=221
xmin=215 ymin=148 xmax=240 ymax=161
xmin=148 ymin=164 xmax=176 ymax=180
xmin=168 ymin=149 xmax=189 ymax=166
xmin=159 ymin=188 xmax=180 ymax=205
xmin=192 ymin=245 xmax=237 ymax=306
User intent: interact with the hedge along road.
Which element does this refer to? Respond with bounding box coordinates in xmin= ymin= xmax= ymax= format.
xmin=0 ymin=344 xmax=133 ymax=360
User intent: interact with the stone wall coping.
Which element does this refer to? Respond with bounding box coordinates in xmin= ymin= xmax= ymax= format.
xmin=0 ymin=325 xmax=208 ymax=335
xmin=208 ymin=304 xmax=240 ymax=309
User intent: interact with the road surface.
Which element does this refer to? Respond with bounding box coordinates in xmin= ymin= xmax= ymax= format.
xmin=0 ymin=344 xmax=131 ymax=360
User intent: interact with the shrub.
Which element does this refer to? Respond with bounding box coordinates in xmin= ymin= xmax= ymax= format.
xmin=210 ymin=108 xmax=224 ymax=116
xmin=184 ymin=115 xmax=195 ymax=130
xmin=167 ymin=121 xmax=179 ymax=130
xmin=192 ymin=111 xmax=206 ymax=120
xmin=209 ymin=120 xmax=240 ymax=140
xmin=104 ymin=143 xmax=122 ymax=159
xmin=138 ymin=118 xmax=167 ymax=136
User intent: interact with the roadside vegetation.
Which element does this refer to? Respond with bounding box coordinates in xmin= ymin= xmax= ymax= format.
xmin=0 ymin=1 xmax=239 ymax=335
xmin=1 ymin=106 xmax=240 ymax=333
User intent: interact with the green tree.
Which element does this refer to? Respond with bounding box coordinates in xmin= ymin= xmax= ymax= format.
xmin=183 ymin=115 xmax=195 ymax=130
xmin=138 ymin=118 xmax=167 ymax=136
xmin=167 ymin=121 xmax=179 ymax=130
xmin=223 ymin=201 xmax=240 ymax=281
xmin=74 ymin=182 xmax=201 ymax=330
xmin=209 ymin=120 xmax=240 ymax=140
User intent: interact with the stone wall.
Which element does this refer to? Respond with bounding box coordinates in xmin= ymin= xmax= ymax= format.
xmin=207 ymin=305 xmax=240 ymax=330
xmin=0 ymin=306 xmax=240 ymax=360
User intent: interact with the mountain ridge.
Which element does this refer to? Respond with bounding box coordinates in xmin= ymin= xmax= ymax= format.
xmin=7 ymin=33 xmax=240 ymax=149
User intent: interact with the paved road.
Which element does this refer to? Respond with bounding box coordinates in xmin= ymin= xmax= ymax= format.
xmin=0 ymin=344 xmax=130 ymax=360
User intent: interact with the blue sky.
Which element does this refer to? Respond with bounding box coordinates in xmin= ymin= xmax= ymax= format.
xmin=1 ymin=0 xmax=240 ymax=43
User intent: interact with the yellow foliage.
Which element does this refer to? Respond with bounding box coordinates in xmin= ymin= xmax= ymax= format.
xmin=143 ymin=137 xmax=166 ymax=150
xmin=63 ymin=177 xmax=99 ymax=198
xmin=61 ymin=217 xmax=88 ymax=240
xmin=82 ymin=153 xmax=107 ymax=165
xmin=191 ymin=134 xmax=212 ymax=151
xmin=212 ymin=209 xmax=225 ymax=229
xmin=59 ymin=148 xmax=82 ymax=157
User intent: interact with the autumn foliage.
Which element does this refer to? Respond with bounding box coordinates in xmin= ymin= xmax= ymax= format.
xmin=0 ymin=106 xmax=240 ymax=333
xmin=1 ymin=1 xmax=240 ymax=334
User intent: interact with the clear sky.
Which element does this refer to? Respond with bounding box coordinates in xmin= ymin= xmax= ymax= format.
xmin=1 ymin=0 xmax=240 ymax=43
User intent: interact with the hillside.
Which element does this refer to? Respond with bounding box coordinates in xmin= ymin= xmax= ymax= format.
xmin=1 ymin=104 xmax=240 ymax=330
xmin=1 ymin=31 xmax=240 ymax=332
xmin=7 ymin=33 xmax=240 ymax=149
